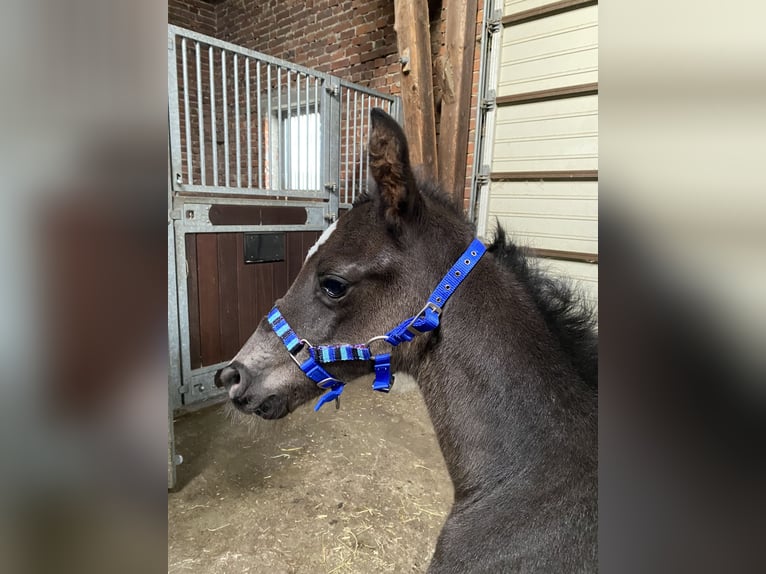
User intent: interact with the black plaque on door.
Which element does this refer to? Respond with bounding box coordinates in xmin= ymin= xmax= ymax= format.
xmin=243 ymin=233 xmax=285 ymax=264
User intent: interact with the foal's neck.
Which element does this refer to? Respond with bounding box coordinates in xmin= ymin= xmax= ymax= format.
xmin=410 ymin=251 xmax=596 ymax=501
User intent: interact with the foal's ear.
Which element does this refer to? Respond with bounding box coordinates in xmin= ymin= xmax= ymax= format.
xmin=368 ymin=108 xmax=419 ymax=226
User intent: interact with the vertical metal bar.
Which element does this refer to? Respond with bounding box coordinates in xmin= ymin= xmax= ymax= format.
xmin=366 ymin=95 xmax=372 ymax=193
xmin=209 ymin=46 xmax=218 ymax=186
xmin=305 ymin=74 xmax=310 ymax=190
xmin=246 ymin=58 xmax=252 ymax=188
xmin=314 ymin=76 xmax=319 ymax=191
xmin=277 ymin=68 xmax=282 ymax=190
xmin=222 ymin=51 xmax=230 ymax=187
xmin=181 ymin=38 xmax=192 ymax=184
xmin=296 ymin=74 xmax=302 ymax=190
xmin=234 ymin=54 xmax=241 ymax=187
xmin=167 ymin=31 xmax=183 ymax=191
xmin=351 ymin=90 xmax=358 ymax=200
xmin=267 ymin=64 xmax=272 ymax=189
xmin=344 ymin=88 xmax=350 ymax=203
xmin=286 ymin=70 xmax=291 ymax=190
xmin=195 ymin=42 xmax=205 ymax=186
xmin=256 ymin=61 xmax=263 ymax=189
xmin=358 ymin=94 xmax=366 ymax=195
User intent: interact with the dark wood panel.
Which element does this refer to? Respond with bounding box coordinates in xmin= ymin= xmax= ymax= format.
xmin=254 ymin=262 xmax=275 ymax=328
xmin=502 ymin=0 xmax=597 ymax=27
xmin=217 ymin=233 xmax=240 ymax=359
xmin=496 ymin=82 xmax=598 ymax=106
xmin=272 ymin=257 xmax=289 ymax=303
xmin=491 ymin=170 xmax=598 ymax=181
xmin=236 ymin=232 xmax=257 ymax=347
xmin=208 ymin=204 xmax=307 ymax=226
xmin=185 ymin=235 xmax=202 ymax=370
xmin=185 ymin=230 xmax=321 ymax=368
xmin=196 ymin=234 xmax=222 ymax=366
xmin=286 ymin=232 xmax=305 ymax=284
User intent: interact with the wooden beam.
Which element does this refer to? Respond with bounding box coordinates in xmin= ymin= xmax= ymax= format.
xmin=394 ymin=0 xmax=438 ymax=180
xmin=438 ymin=0 xmax=479 ymax=206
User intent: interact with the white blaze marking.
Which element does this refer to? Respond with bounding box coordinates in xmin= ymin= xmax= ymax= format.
xmin=305 ymin=220 xmax=338 ymax=263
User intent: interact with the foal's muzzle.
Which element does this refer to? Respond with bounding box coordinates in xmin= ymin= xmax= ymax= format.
xmin=214 ymin=362 xmax=288 ymax=418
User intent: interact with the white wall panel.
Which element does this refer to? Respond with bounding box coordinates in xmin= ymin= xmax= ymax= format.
xmin=498 ymin=5 xmax=598 ymax=96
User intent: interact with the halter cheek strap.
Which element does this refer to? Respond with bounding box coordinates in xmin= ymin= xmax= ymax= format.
xmin=268 ymin=238 xmax=486 ymax=411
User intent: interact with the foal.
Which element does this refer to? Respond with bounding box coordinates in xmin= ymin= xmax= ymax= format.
xmin=216 ymin=109 xmax=598 ymax=572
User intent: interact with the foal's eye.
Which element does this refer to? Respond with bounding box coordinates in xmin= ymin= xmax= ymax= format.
xmin=319 ymin=275 xmax=348 ymax=299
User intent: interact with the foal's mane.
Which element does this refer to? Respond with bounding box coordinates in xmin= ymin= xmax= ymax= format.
xmin=354 ymin=178 xmax=598 ymax=388
xmin=488 ymin=226 xmax=598 ymax=388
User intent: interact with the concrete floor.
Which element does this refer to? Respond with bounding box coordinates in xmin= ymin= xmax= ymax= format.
xmin=168 ymin=376 xmax=453 ymax=573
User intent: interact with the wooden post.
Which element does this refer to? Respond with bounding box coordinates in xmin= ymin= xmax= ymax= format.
xmin=438 ymin=0 xmax=479 ymax=207
xmin=394 ymin=0 xmax=438 ymax=180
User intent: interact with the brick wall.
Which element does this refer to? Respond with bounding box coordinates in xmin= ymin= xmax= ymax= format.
xmin=168 ymin=0 xmax=217 ymax=36
xmin=168 ymin=0 xmax=481 ymax=209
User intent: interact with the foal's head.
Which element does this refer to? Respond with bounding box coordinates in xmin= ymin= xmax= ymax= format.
xmin=215 ymin=109 xmax=473 ymax=418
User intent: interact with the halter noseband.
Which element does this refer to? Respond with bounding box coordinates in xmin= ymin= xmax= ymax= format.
xmin=268 ymin=238 xmax=487 ymax=411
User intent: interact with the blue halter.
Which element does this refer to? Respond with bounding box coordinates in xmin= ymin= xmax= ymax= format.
xmin=268 ymin=238 xmax=487 ymax=411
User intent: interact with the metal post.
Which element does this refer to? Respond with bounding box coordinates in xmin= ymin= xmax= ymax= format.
xmin=472 ymin=0 xmax=504 ymax=234
xmin=344 ymin=88 xmax=350 ymax=203
xmin=324 ymin=76 xmax=341 ymax=222
xmin=167 ymin=29 xmax=183 ymax=190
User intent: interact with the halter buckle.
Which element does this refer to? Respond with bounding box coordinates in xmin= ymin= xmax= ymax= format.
xmin=288 ymin=339 xmax=313 ymax=369
xmin=405 ymin=301 xmax=441 ymax=336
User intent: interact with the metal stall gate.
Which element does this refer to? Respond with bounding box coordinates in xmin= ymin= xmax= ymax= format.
xmin=168 ymin=25 xmax=401 ymax=486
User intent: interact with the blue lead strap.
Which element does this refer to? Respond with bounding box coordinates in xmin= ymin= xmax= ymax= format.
xmin=267 ymin=238 xmax=487 ymax=411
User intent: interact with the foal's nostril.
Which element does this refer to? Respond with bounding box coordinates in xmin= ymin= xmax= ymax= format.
xmin=214 ymin=365 xmax=241 ymax=389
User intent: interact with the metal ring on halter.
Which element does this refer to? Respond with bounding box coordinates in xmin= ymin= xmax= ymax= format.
xmin=365 ymin=335 xmax=393 ymax=354
xmin=365 ymin=335 xmax=392 ymax=347
xmin=288 ymin=339 xmax=313 ymax=368
xmin=315 ymin=376 xmax=343 ymax=390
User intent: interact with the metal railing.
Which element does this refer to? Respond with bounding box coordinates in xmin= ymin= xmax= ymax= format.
xmin=168 ymin=25 xmax=401 ymax=206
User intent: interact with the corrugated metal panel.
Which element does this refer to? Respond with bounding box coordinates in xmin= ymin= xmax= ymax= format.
xmin=485 ymin=180 xmax=597 ymax=253
xmin=491 ymin=95 xmax=598 ymax=172
xmin=497 ymin=5 xmax=598 ymax=96
xmin=477 ymin=2 xmax=598 ymax=304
